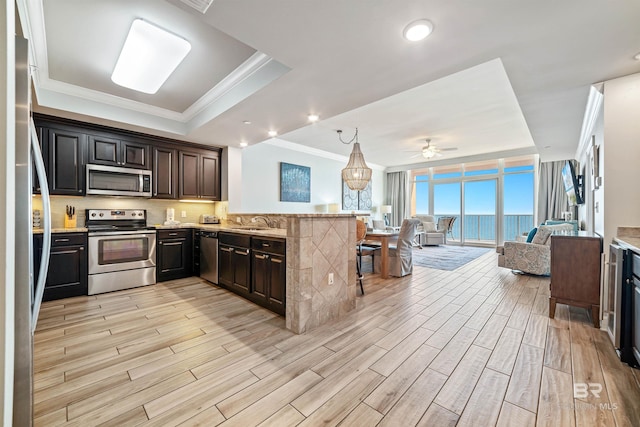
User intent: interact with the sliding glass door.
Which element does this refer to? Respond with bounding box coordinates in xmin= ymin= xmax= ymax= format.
xmin=409 ymin=156 xmax=536 ymax=247
xmin=464 ymin=179 xmax=497 ymax=244
xmin=433 ymin=182 xmax=460 ymax=242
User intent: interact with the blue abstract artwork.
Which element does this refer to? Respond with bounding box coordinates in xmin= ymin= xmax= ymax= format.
xmin=280 ymin=162 xmax=310 ymax=202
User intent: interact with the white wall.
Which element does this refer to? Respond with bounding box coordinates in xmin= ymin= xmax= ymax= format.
xmin=239 ymin=139 xmax=385 ymax=215
xmin=602 ymin=72 xmax=640 ymax=246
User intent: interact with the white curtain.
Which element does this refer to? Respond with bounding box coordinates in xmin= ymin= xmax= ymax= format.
xmin=386 ymin=171 xmax=409 ymax=227
xmin=538 ymin=160 xmax=569 ymax=223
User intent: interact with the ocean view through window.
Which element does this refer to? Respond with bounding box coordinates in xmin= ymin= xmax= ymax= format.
xmin=410 ymin=156 xmax=535 ymax=245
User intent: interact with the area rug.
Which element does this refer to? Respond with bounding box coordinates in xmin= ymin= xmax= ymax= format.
xmin=412 ymin=245 xmax=491 ymax=271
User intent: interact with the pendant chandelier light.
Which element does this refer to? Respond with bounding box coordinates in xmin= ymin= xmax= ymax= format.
xmin=338 ymin=128 xmax=372 ymax=191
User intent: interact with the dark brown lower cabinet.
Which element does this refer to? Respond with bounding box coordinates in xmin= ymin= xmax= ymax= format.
xmin=156 ymin=229 xmax=192 ymax=282
xmin=219 ymin=233 xmax=286 ymax=315
xmin=33 ymin=233 xmax=88 ymax=301
xmin=218 ymin=233 xmax=251 ymax=295
xmin=252 ymin=236 xmax=286 ymax=315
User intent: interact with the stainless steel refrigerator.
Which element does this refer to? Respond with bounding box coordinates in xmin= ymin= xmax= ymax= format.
xmin=14 ymin=33 xmax=52 ymax=425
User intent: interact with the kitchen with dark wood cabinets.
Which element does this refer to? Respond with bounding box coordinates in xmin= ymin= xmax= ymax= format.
xmin=156 ymin=229 xmax=193 ymax=282
xmin=33 ymin=233 xmax=88 ymax=301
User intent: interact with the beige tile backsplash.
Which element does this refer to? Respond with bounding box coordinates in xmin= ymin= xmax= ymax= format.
xmin=32 ymin=195 xmax=228 ymax=229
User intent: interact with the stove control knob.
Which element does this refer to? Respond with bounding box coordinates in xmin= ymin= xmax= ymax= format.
xmin=99 ymin=213 xmax=104 ymax=217
xmin=138 ymin=212 xmax=143 ymax=216
xmin=91 ymin=213 xmax=96 ymax=217
xmin=131 ymin=213 xmax=136 ymax=217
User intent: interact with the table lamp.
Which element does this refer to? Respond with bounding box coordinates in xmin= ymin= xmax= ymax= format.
xmin=380 ymin=205 xmax=392 ymax=226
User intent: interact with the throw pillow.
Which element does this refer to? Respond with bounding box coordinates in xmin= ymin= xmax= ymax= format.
xmin=531 ymin=227 xmax=552 ymax=245
xmin=423 ymin=222 xmax=437 ymax=232
xmin=526 ymin=227 xmax=538 ymax=243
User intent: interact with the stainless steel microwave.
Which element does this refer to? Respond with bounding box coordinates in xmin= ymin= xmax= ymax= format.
xmin=86 ymin=164 xmax=152 ymax=197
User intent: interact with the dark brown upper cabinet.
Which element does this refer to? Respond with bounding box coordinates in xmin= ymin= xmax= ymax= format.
xmin=88 ymin=135 xmax=150 ymax=170
xmin=46 ymin=128 xmax=86 ymax=195
xmin=33 ymin=113 xmax=222 ymax=199
xmin=153 ymin=146 xmax=178 ymax=199
xmin=179 ymin=150 xmax=221 ymax=201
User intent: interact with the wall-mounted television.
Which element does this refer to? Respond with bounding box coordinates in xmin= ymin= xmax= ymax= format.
xmin=561 ymin=160 xmax=584 ymax=206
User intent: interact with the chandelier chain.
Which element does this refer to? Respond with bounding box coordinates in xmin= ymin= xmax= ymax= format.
xmin=337 ymin=128 xmax=358 ymax=145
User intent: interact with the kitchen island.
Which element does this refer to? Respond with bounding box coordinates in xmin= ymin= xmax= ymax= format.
xmin=35 ymin=213 xmax=357 ymax=334
xmin=157 ymin=213 xmax=357 ymax=334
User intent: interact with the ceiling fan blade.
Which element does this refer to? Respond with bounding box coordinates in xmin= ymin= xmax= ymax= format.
xmin=440 ymin=147 xmax=458 ymax=152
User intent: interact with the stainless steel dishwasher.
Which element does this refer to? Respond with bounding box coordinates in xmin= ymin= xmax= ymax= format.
xmin=199 ymin=231 xmax=219 ymax=284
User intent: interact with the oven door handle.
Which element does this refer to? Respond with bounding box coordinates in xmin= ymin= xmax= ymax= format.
xmin=88 ymin=231 xmax=156 ymax=237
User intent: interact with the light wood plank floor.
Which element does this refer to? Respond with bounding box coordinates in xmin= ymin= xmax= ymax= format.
xmin=33 ymin=251 xmax=640 ymax=426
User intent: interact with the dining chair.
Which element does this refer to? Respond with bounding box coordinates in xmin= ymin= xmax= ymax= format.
xmin=373 ymin=218 xmax=421 ymax=277
xmin=356 ymin=219 xmax=376 ymax=295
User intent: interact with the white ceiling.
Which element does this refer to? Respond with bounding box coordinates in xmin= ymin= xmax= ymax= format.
xmin=18 ymin=0 xmax=640 ymax=168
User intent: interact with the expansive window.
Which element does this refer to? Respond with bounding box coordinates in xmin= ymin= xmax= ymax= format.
xmin=503 ymin=158 xmax=535 ymax=241
xmin=410 ymin=156 xmax=536 ymax=246
xmin=434 ymin=182 xmax=461 ymax=241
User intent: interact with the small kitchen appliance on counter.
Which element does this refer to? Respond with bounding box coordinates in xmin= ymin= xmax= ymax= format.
xmin=199 ymin=214 xmax=219 ymax=224
xmin=164 ymin=208 xmax=180 ymax=226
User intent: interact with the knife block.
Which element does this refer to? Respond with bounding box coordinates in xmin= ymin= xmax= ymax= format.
xmin=64 ymin=214 xmax=77 ymax=229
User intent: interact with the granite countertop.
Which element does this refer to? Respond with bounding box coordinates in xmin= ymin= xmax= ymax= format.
xmin=615 ymin=227 xmax=640 ymax=253
xmin=33 ymin=227 xmax=88 ymax=234
xmin=33 ymin=224 xmax=287 ymax=238
xmin=152 ymin=223 xmax=288 ymax=238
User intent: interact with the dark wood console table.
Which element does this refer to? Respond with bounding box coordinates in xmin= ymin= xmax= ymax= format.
xmin=549 ymin=232 xmax=602 ymax=328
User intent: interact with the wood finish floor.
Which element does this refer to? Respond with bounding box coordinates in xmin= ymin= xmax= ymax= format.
xmin=33 ymin=251 xmax=640 ymax=426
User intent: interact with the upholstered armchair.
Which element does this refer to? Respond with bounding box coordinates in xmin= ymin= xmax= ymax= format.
xmin=497 ymin=223 xmax=574 ymax=275
xmin=412 ymin=215 xmax=446 ymax=245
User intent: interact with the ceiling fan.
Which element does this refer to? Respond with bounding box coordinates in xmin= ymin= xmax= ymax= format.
xmin=407 ymin=139 xmax=458 ymax=159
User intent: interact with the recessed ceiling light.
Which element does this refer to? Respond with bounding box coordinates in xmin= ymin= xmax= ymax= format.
xmin=403 ymin=19 xmax=434 ymax=42
xmin=243 ymin=120 xmax=252 ymax=125
xmin=268 ymin=130 xmax=278 ymax=137
xmin=308 ymin=114 xmax=319 ymax=122
xmin=111 ymin=19 xmax=191 ymax=94
xmin=239 ymin=142 xmax=248 ymax=147
xmin=634 ymin=52 xmax=640 ymax=60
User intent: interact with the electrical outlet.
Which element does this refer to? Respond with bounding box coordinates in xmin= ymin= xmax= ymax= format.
xmin=181 ymin=210 xmax=187 ymax=218
xmin=328 ymin=272 xmax=334 ymax=285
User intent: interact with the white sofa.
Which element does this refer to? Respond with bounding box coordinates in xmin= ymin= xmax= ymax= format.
xmin=412 ymin=215 xmax=446 ymax=245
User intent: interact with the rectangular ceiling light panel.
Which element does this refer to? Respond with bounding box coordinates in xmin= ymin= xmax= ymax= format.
xmin=111 ymin=19 xmax=191 ymax=94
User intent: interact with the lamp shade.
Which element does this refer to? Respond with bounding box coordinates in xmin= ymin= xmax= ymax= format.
xmin=341 ymin=142 xmax=372 ymax=191
xmin=327 ymin=203 xmax=340 ymax=213
xmin=380 ymin=205 xmax=392 ymax=214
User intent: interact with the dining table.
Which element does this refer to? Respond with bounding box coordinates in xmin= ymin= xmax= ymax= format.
xmin=364 ymin=229 xmax=400 ymax=279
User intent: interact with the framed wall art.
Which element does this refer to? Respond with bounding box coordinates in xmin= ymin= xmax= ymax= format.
xmin=342 ymin=179 xmax=372 ymax=210
xmin=280 ymin=162 xmax=311 ymax=202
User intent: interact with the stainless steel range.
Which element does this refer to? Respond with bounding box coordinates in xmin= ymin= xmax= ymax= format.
xmin=86 ymin=209 xmax=156 ymax=295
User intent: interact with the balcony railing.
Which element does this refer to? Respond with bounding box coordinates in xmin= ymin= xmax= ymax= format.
xmin=433 ymin=214 xmax=533 ymax=242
